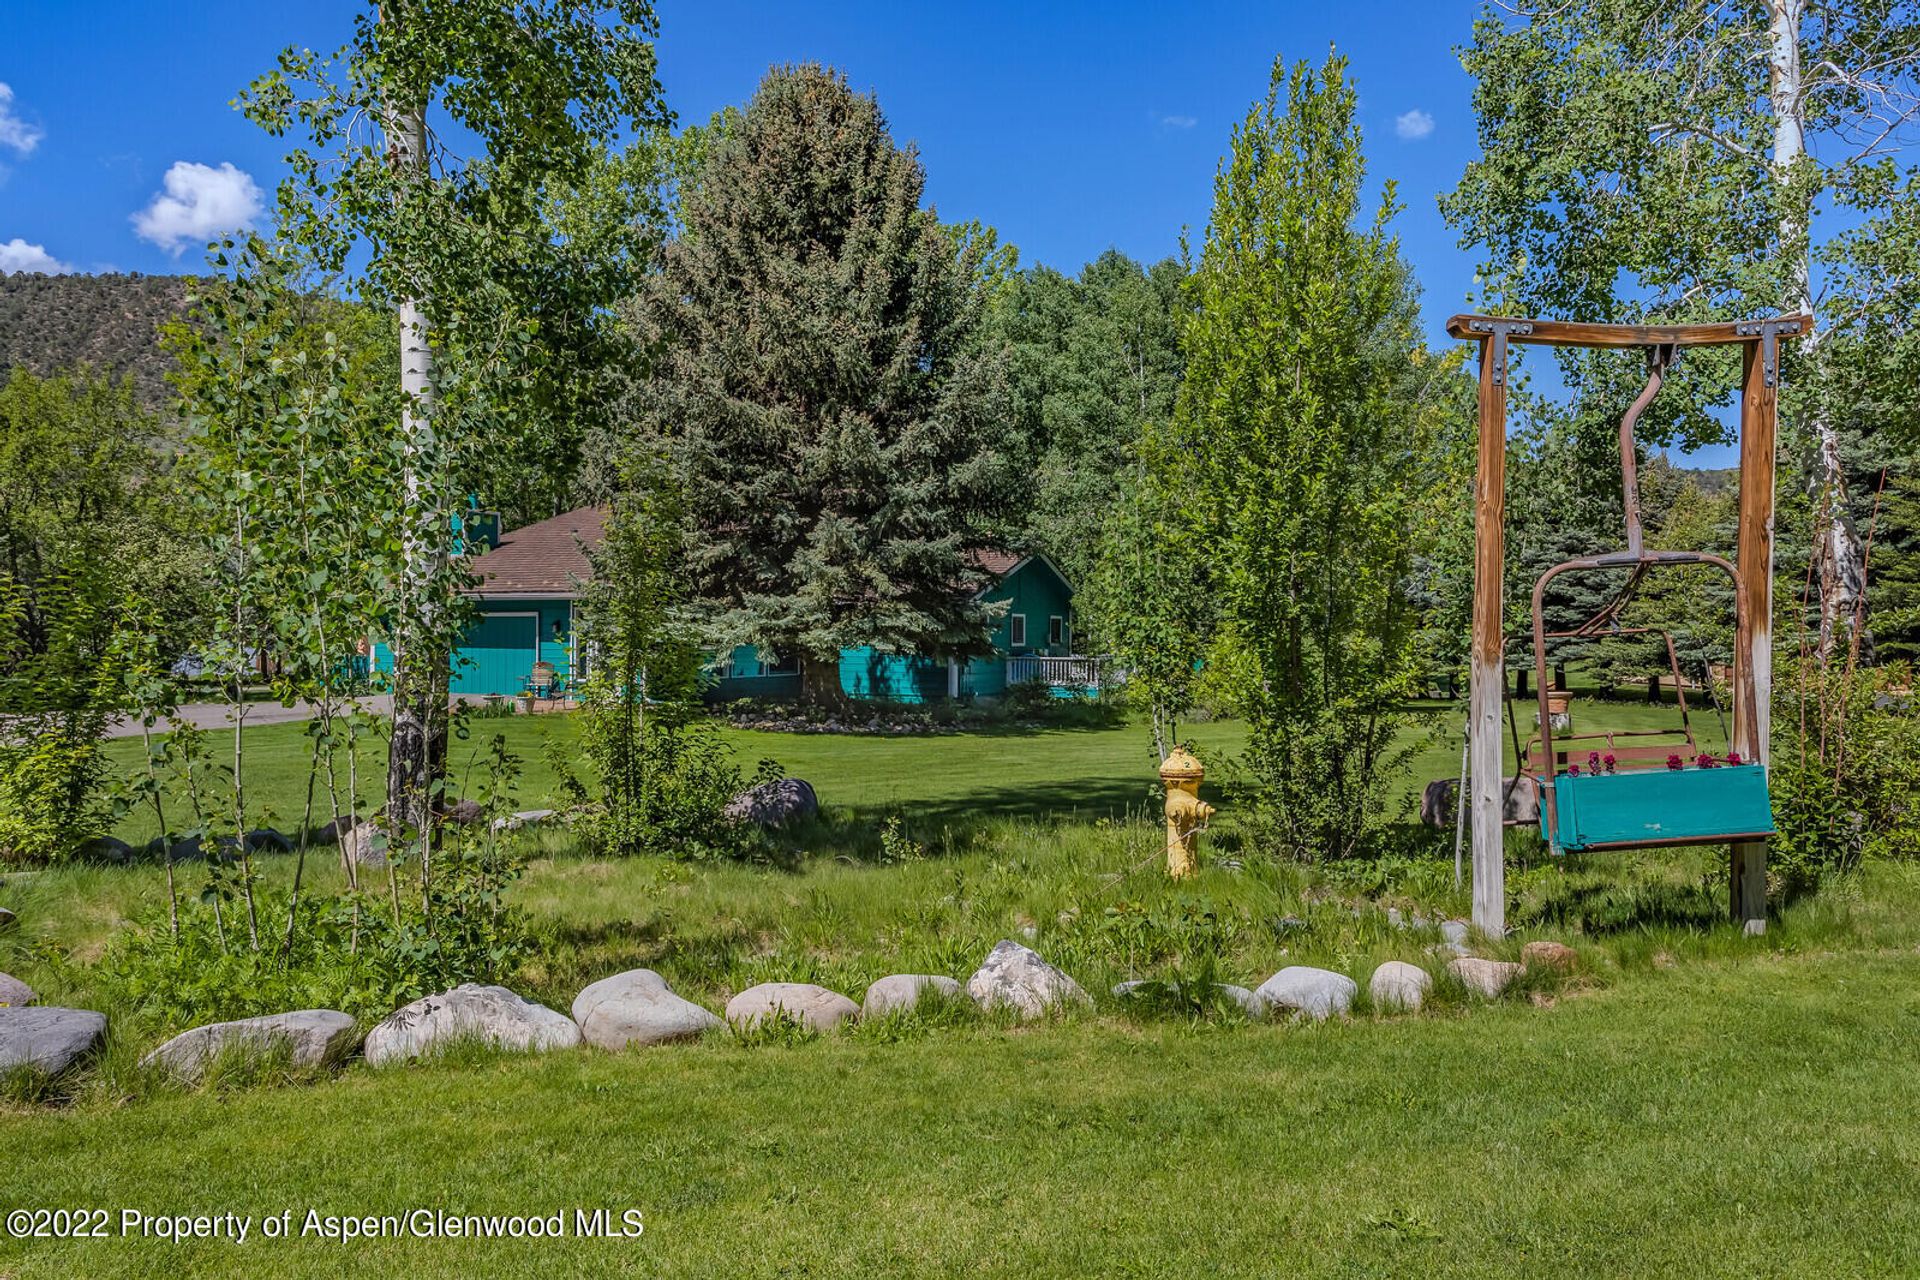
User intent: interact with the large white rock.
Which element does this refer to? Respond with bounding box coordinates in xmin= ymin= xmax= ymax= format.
xmin=0 ymin=973 xmax=34 ymax=1007
xmin=572 ymin=970 xmax=721 ymax=1049
xmin=1450 ymin=956 xmax=1524 ymax=998
xmin=725 ymin=982 xmax=858 ymax=1033
xmin=1255 ymin=966 xmax=1357 ymax=1021
xmin=363 ymin=983 xmax=580 ymax=1066
xmin=0 ymin=1007 xmax=106 ymax=1074
xmin=861 ymin=974 xmax=962 ymax=1018
xmin=142 ymin=1010 xmax=359 ymax=1081
xmin=1369 ymin=961 xmax=1432 ymax=1013
xmin=965 ymin=940 xmax=1092 ymax=1021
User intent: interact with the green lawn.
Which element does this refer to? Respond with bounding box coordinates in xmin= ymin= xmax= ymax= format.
xmin=0 ymin=692 xmax=1849 ymax=1279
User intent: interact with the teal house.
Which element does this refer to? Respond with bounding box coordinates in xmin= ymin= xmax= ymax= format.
xmin=398 ymin=509 xmax=1091 ymax=703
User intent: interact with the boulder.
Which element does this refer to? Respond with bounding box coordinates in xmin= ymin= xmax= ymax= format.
xmin=363 ymin=984 xmax=580 ymax=1066
xmin=1111 ymin=979 xmax=1263 ymax=1017
xmin=0 ymin=1007 xmax=106 ymax=1074
xmin=339 ymin=821 xmax=393 ymax=869
xmin=441 ymin=797 xmax=485 ymax=826
xmin=142 ymin=834 xmax=205 ymax=863
xmin=722 ymin=779 xmax=819 ymax=827
xmin=77 ymin=836 xmax=134 ymax=864
xmin=1255 ymin=966 xmax=1357 ymax=1021
xmin=490 ymin=808 xmax=557 ymax=833
xmin=1522 ymin=940 xmax=1578 ymax=973
xmin=246 ymin=828 xmax=294 ymax=854
xmin=572 ymin=970 xmax=720 ymax=1049
xmin=724 ymin=982 xmax=858 ymax=1033
xmin=862 ymin=974 xmax=963 ymax=1018
xmin=142 ymin=1010 xmax=359 ymax=1081
xmin=1369 ymin=961 xmax=1432 ymax=1013
xmin=1440 ymin=919 xmax=1470 ymax=946
xmin=1420 ymin=776 xmax=1540 ymax=827
xmin=0 ymin=973 xmax=34 ymax=1007
xmin=965 ymin=940 xmax=1092 ymax=1021
xmin=1449 ymin=956 xmax=1524 ymax=998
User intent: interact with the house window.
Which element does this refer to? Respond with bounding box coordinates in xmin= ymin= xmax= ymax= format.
xmin=1048 ymin=615 xmax=1064 ymax=647
xmin=1009 ymin=614 xmax=1027 ymax=649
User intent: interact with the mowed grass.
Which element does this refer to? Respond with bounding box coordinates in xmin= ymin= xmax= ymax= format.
xmin=2 ymin=946 xmax=1919 ymax=1278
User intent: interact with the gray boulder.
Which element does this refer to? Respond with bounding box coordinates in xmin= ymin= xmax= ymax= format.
xmin=1420 ymin=775 xmax=1539 ymax=827
xmin=965 ymin=940 xmax=1092 ymax=1021
xmin=490 ymin=808 xmax=557 ymax=834
xmin=1369 ymin=961 xmax=1432 ymax=1013
xmin=1450 ymin=956 xmax=1524 ymax=998
xmin=77 ymin=835 xmax=134 ymax=864
xmin=722 ymin=779 xmax=819 ymax=827
xmin=1440 ymin=919 xmax=1470 ymax=946
xmin=1255 ymin=966 xmax=1357 ymax=1021
xmin=142 ymin=1010 xmax=359 ymax=1081
xmin=363 ymin=983 xmax=580 ymax=1066
xmin=725 ymin=982 xmax=858 ymax=1033
xmin=0 ymin=973 xmax=34 ymax=1007
xmin=0 ymin=1007 xmax=106 ymax=1074
xmin=862 ymin=974 xmax=962 ymax=1018
xmin=572 ymin=970 xmax=721 ymax=1049
xmin=441 ymin=797 xmax=485 ymax=826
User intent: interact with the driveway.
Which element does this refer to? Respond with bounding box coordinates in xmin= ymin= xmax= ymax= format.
xmin=104 ymin=696 xmax=394 ymax=739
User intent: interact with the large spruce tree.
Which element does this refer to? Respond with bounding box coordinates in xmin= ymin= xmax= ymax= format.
xmin=625 ymin=64 xmax=1013 ymax=700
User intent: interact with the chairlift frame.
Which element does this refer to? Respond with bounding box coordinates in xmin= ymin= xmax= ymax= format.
xmin=1446 ymin=313 xmax=1809 ymax=934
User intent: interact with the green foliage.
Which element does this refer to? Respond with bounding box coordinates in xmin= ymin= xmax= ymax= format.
xmin=1164 ymin=53 xmax=1435 ymax=860
xmin=622 ymin=64 xmax=1015 ymax=695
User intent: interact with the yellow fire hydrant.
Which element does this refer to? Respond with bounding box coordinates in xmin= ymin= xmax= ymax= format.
xmin=1159 ymin=745 xmax=1214 ymax=879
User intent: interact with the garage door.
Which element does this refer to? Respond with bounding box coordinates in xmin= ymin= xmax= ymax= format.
xmin=453 ymin=613 xmax=539 ymax=696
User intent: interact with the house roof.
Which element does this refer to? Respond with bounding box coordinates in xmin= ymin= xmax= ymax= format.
xmin=469 ymin=506 xmax=606 ymax=598
xmin=964 ymin=548 xmax=1024 ymax=579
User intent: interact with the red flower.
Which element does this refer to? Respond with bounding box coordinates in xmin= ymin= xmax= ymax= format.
xmin=1567 ymin=764 xmax=1581 ymax=776
xmin=1602 ymin=753 xmax=1617 ymax=773
xmin=1587 ymin=751 xmax=1602 ymax=772
xmin=1667 ymin=754 xmax=1684 ymax=770
xmin=1726 ymin=752 xmax=1744 ymax=766
xmin=1695 ymin=753 xmax=1717 ymax=769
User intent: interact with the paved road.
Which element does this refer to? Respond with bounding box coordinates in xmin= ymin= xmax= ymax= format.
xmin=104 ymin=696 xmax=394 ymax=739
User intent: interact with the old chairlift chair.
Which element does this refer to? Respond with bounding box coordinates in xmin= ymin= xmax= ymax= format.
xmin=1525 ymin=344 xmax=1774 ymax=854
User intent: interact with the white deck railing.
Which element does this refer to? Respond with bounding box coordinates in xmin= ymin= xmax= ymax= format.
xmin=1006 ymin=655 xmax=1103 ymax=689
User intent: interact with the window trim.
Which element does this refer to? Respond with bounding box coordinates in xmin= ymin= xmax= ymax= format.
xmin=1009 ymin=613 xmax=1027 ymax=649
xmin=1048 ymin=614 xmax=1064 ymax=647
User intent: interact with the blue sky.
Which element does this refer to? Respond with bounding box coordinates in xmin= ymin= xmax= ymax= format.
xmin=2 ymin=1 xmax=1484 ymax=333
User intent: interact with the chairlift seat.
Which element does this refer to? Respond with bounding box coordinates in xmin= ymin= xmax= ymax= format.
xmin=1541 ymin=764 xmax=1773 ymax=854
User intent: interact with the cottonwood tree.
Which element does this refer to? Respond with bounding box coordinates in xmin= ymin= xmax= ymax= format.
xmin=1443 ymin=0 xmax=1920 ymax=657
xmin=623 ymin=64 xmax=1015 ymax=703
xmin=1164 ymin=53 xmax=1438 ymax=860
xmin=240 ymin=1 xmax=669 ymax=842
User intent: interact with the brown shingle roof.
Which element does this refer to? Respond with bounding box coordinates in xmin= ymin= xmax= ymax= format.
xmin=964 ymin=548 xmax=1023 ymax=579
xmin=469 ymin=506 xmax=606 ymax=598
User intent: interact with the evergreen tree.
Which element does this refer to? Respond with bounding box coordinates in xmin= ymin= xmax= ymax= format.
xmin=624 ymin=64 xmax=1014 ymax=701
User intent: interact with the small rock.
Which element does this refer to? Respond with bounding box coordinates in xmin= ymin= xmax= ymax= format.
xmin=1386 ymin=907 xmax=1404 ymax=928
xmin=573 ymin=970 xmax=720 ymax=1049
xmin=861 ymin=974 xmax=962 ymax=1018
xmin=1255 ymin=966 xmax=1357 ymax=1021
xmin=339 ymin=822 xmax=392 ymax=868
xmin=1449 ymin=956 xmax=1524 ymax=998
xmin=1521 ymin=940 xmax=1578 ymax=973
xmin=1440 ymin=920 xmax=1470 ymax=946
xmin=966 ymin=940 xmax=1092 ymax=1021
xmin=725 ymin=982 xmax=858 ymax=1032
xmin=1369 ymin=961 xmax=1431 ymax=1012
xmin=0 ymin=1007 xmax=107 ymax=1074
xmin=363 ymin=984 xmax=580 ymax=1066
xmin=142 ymin=1010 xmax=359 ymax=1081
xmin=0 ymin=973 xmax=35 ymax=1006
xmin=1427 ymin=941 xmax=1470 ymax=959
xmin=722 ymin=779 xmax=819 ymax=827
xmin=441 ymin=797 xmax=485 ymax=826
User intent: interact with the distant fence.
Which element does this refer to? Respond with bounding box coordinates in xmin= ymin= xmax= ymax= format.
xmin=1007 ymin=655 xmax=1103 ymax=689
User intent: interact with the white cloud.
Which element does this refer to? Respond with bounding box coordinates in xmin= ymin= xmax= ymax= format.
xmin=0 ymin=83 xmax=43 ymax=156
xmin=131 ymin=161 xmax=264 ymax=255
xmin=1161 ymin=114 xmax=1198 ymax=130
xmin=1394 ymin=109 xmax=1435 ymax=141
xmin=0 ymin=238 xmax=71 ymax=274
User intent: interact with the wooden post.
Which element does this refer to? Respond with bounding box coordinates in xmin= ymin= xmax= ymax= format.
xmin=1469 ymin=333 xmax=1509 ymax=935
xmin=1731 ymin=340 xmax=1775 ymax=932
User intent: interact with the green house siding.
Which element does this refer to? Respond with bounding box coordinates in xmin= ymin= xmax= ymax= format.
xmin=981 ymin=559 xmax=1074 ymax=659
xmin=708 ymin=645 xmax=802 ymax=701
xmin=374 ymin=598 xmax=577 ymax=698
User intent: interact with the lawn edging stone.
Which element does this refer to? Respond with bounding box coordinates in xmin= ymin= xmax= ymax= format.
xmin=0 ymin=972 xmax=34 ymax=1007
xmin=1368 ymin=961 xmax=1431 ymax=1013
xmin=726 ymin=982 xmax=859 ymax=1033
xmin=966 ymin=940 xmax=1092 ymax=1021
xmin=862 ymin=974 xmax=962 ymax=1018
xmin=142 ymin=1010 xmax=359 ymax=1081
xmin=364 ymin=983 xmax=580 ymax=1066
xmin=573 ymin=969 xmax=722 ymax=1049
xmin=1450 ymin=956 xmax=1524 ymax=998
xmin=0 ymin=1006 xmax=107 ymax=1075
xmin=1255 ymin=966 xmax=1357 ymax=1021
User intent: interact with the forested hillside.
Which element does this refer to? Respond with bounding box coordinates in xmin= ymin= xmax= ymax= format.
xmin=0 ymin=272 xmax=196 ymax=409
